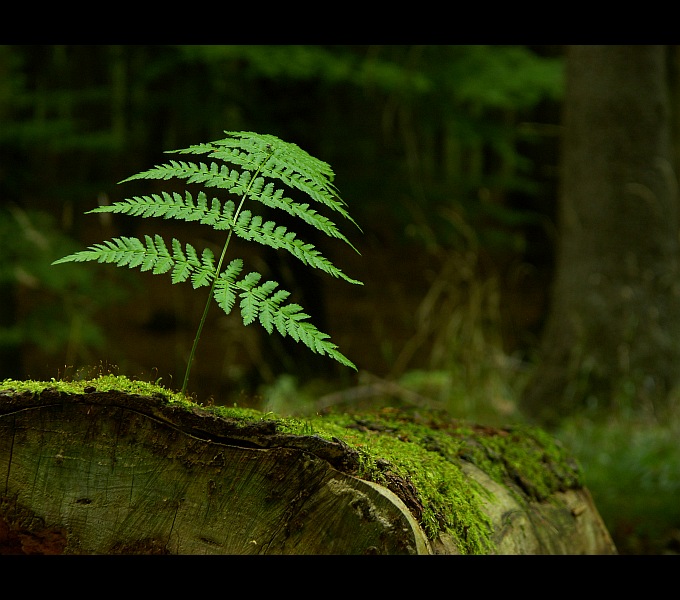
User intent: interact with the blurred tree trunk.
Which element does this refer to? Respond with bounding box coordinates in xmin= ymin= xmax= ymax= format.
xmin=521 ymin=45 xmax=680 ymax=426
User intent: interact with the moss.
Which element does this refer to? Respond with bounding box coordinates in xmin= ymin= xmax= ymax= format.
xmin=272 ymin=407 xmax=583 ymax=553
xmin=0 ymin=374 xmax=191 ymax=406
xmin=274 ymin=409 xmax=495 ymax=553
xmin=0 ymin=375 xmax=582 ymax=555
xmin=457 ymin=423 xmax=583 ymax=501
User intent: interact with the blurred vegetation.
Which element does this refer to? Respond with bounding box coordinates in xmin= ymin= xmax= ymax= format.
xmin=557 ymin=406 xmax=680 ymax=555
xmin=0 ymin=204 xmax=130 ymax=375
xmin=0 ymin=43 xmax=563 ymax=383
xmin=0 ymin=44 xmax=677 ymax=554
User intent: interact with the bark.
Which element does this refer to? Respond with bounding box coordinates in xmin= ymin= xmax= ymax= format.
xmin=0 ymin=384 xmax=616 ymax=555
xmin=521 ymin=45 xmax=680 ymax=425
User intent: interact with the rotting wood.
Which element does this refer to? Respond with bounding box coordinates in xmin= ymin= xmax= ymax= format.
xmin=0 ymin=385 xmax=617 ymax=555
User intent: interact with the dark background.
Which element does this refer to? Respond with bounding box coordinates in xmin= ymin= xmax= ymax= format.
xmin=0 ymin=44 xmax=563 ymax=404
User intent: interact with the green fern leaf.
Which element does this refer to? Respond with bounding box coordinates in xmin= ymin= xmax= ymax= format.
xmin=52 ymin=235 xmax=213 ymax=285
xmin=121 ymin=160 xmax=252 ymax=195
xmin=229 ymin=211 xmax=360 ymax=284
xmin=171 ymin=238 xmax=198 ymax=284
xmin=238 ymin=278 xmax=278 ymax=326
xmin=149 ymin=235 xmax=173 ymax=275
xmin=212 ymin=258 xmax=244 ymax=314
xmin=191 ymin=248 xmax=216 ymax=288
xmin=230 ymin=271 xmax=357 ymax=370
xmin=53 ymin=130 xmax=363 ymax=393
xmin=258 ymin=288 xmax=290 ymax=334
xmin=236 ymin=272 xmax=262 ymax=324
xmin=168 ymin=131 xmax=361 ymax=233
xmin=89 ymin=192 xmax=239 ymax=233
xmin=238 ymin=271 xmax=262 ymax=291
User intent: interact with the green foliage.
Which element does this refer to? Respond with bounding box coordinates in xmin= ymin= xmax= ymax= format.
xmin=0 ymin=206 xmax=125 ymax=361
xmin=555 ymin=411 xmax=680 ymax=553
xmin=53 ymin=130 xmax=363 ymax=394
xmin=441 ymin=45 xmax=563 ymax=109
xmin=177 ymin=45 xmax=433 ymax=92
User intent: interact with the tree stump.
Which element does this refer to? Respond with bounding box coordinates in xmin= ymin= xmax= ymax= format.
xmin=0 ymin=378 xmax=617 ymax=555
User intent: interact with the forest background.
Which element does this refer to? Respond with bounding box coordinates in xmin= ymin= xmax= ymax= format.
xmin=0 ymin=44 xmax=678 ymax=555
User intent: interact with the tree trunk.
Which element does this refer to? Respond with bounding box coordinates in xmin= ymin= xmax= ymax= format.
xmin=521 ymin=45 xmax=680 ymax=425
xmin=0 ymin=380 xmax=616 ymax=554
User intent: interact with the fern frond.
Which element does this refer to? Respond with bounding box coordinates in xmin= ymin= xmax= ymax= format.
xmin=232 ymin=211 xmax=361 ymax=284
xmin=217 ymin=131 xmax=350 ymax=218
xmin=208 ymin=259 xmax=355 ymax=367
xmin=51 ymin=236 xmax=151 ymax=269
xmin=260 ymin=155 xmax=346 ymax=214
xmin=171 ymin=133 xmax=273 ymax=173
xmin=212 ymin=258 xmax=244 ymax=314
xmin=192 ymin=248 xmax=216 ymax=288
xmin=254 ymin=182 xmax=360 ymax=247
xmin=120 ymin=131 xmax=362 ymax=244
xmin=53 ymin=235 xmax=355 ymax=365
xmin=215 ymin=130 xmax=337 ymax=186
xmin=93 ymin=182 xmax=359 ymax=281
xmin=52 ymin=235 xmax=217 ymax=289
xmin=120 ymin=161 xmax=254 ymax=195
xmin=119 ymin=157 xmax=360 ymax=243
xmin=53 ymin=130 xmax=363 ymax=387
xmin=167 ymin=131 xmax=361 ymax=232
xmin=212 ymin=131 xmax=345 ymax=205
xmin=231 ymin=268 xmax=357 ymax=370
xmin=87 ymin=191 xmax=233 ymax=231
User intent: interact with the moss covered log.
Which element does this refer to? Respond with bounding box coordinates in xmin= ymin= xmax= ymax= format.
xmin=0 ymin=375 xmax=616 ymax=554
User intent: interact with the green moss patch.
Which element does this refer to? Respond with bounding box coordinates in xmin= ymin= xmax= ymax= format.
xmin=0 ymin=374 xmax=187 ymax=403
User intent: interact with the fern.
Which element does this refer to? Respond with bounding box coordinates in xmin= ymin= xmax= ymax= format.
xmin=53 ymin=131 xmax=363 ymax=395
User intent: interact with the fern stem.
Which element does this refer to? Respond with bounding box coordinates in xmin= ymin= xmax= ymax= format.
xmin=180 ymin=229 xmax=234 ymax=395
xmin=180 ymin=151 xmax=272 ymax=396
